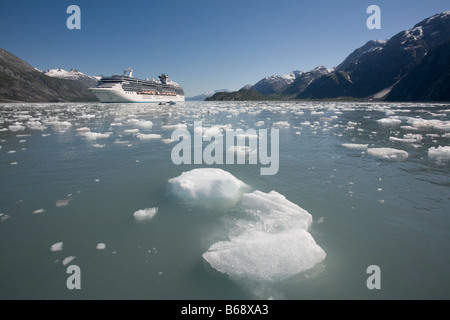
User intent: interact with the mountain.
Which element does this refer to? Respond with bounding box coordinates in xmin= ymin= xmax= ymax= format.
xmin=205 ymin=89 xmax=265 ymax=101
xmin=249 ymin=70 xmax=303 ymax=95
xmin=282 ymin=66 xmax=331 ymax=98
xmin=386 ymin=40 xmax=450 ymax=101
xmin=207 ymin=11 xmax=450 ymax=102
xmin=186 ymin=89 xmax=229 ymax=101
xmin=298 ymin=11 xmax=450 ymax=99
xmin=43 ymin=68 xmax=99 ymax=89
xmin=0 ymin=48 xmax=98 ymax=102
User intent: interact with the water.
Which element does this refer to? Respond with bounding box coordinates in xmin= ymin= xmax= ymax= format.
xmin=0 ymin=101 xmax=449 ymax=299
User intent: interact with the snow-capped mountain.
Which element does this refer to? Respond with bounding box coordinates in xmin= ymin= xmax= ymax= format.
xmin=0 ymin=49 xmax=97 ymax=102
xmin=249 ymin=70 xmax=304 ymax=95
xmin=43 ymin=68 xmax=99 ymax=88
xmin=299 ymin=11 xmax=450 ymax=100
xmin=186 ymin=89 xmax=229 ymax=101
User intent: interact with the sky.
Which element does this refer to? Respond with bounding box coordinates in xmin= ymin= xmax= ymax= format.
xmin=0 ymin=0 xmax=449 ymax=96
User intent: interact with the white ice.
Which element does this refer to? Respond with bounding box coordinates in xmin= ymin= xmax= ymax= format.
xmin=82 ymin=132 xmax=111 ymax=140
xmin=377 ymin=118 xmax=402 ymax=125
xmin=367 ymin=148 xmax=409 ymax=160
xmin=428 ymin=146 xmax=450 ymax=160
xmin=341 ymin=143 xmax=368 ymax=150
xmin=136 ymin=133 xmax=162 ymax=140
xmin=50 ymin=242 xmax=63 ymax=252
xmin=62 ymin=256 xmax=75 ymax=266
xmin=161 ymin=123 xmax=187 ymax=130
xmin=96 ymin=243 xmax=106 ymax=250
xmin=133 ymin=207 xmax=158 ymax=221
xmin=168 ymin=168 xmax=247 ymax=204
xmin=203 ymin=190 xmax=326 ymax=281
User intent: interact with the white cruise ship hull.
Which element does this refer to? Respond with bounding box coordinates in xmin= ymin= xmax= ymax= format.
xmin=90 ymin=87 xmax=185 ymax=103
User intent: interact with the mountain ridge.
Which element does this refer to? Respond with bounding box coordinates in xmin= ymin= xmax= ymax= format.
xmin=0 ymin=48 xmax=98 ymax=102
xmin=207 ymin=11 xmax=450 ymax=102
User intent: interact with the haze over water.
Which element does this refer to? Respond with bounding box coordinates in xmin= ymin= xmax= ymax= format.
xmin=0 ymin=101 xmax=449 ymax=299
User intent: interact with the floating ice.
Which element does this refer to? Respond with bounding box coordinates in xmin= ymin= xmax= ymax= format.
xmin=76 ymin=127 xmax=91 ymax=133
xmin=56 ymin=199 xmax=70 ymax=207
xmin=341 ymin=143 xmax=368 ymax=150
xmin=32 ymin=208 xmax=45 ymax=215
xmin=273 ymin=121 xmax=290 ymax=128
xmin=47 ymin=121 xmax=72 ymax=132
xmin=389 ymin=134 xmax=422 ymax=143
xmin=124 ymin=129 xmax=139 ymax=134
xmin=62 ymin=256 xmax=75 ymax=266
xmin=161 ymin=123 xmax=187 ymax=130
xmin=136 ymin=133 xmax=162 ymax=140
xmin=367 ymin=148 xmax=409 ymax=160
xmin=133 ymin=120 xmax=153 ymax=129
xmin=203 ymin=190 xmax=326 ymax=281
xmin=133 ymin=207 xmax=158 ymax=221
xmin=8 ymin=124 xmax=25 ymax=132
xmin=50 ymin=242 xmax=63 ymax=252
xmin=26 ymin=121 xmax=47 ymax=131
xmin=428 ymin=146 xmax=450 ymax=160
xmin=0 ymin=213 xmax=10 ymax=222
xmin=168 ymin=168 xmax=247 ymax=205
xmin=377 ymin=118 xmax=402 ymax=125
xmin=96 ymin=243 xmax=106 ymax=250
xmin=82 ymin=132 xmax=111 ymax=140
xmin=407 ymin=118 xmax=450 ymax=131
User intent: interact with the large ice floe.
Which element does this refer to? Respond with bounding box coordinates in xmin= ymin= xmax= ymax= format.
xmin=168 ymin=168 xmax=326 ymax=281
xmin=203 ymin=190 xmax=326 ymax=281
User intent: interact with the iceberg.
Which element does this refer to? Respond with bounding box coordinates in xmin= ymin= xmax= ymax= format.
xmin=203 ymin=190 xmax=326 ymax=281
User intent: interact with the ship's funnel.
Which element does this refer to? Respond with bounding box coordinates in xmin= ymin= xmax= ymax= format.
xmin=123 ymin=67 xmax=134 ymax=77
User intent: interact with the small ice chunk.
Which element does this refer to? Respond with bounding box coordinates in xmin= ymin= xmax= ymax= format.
xmin=161 ymin=123 xmax=187 ymax=130
xmin=56 ymin=199 xmax=70 ymax=207
xmin=428 ymin=146 xmax=450 ymax=160
xmin=62 ymin=256 xmax=75 ymax=266
xmin=8 ymin=124 xmax=25 ymax=131
xmin=133 ymin=207 xmax=158 ymax=221
xmin=341 ymin=143 xmax=368 ymax=150
xmin=377 ymin=118 xmax=401 ymax=125
xmin=367 ymin=148 xmax=409 ymax=160
xmin=273 ymin=121 xmax=290 ymax=128
xmin=50 ymin=242 xmax=63 ymax=252
xmin=32 ymin=208 xmax=46 ymax=215
xmin=134 ymin=120 xmax=153 ymax=128
xmin=124 ymin=129 xmax=139 ymax=134
xmin=168 ymin=168 xmax=247 ymax=205
xmin=82 ymin=132 xmax=110 ymax=140
xmin=136 ymin=133 xmax=162 ymax=140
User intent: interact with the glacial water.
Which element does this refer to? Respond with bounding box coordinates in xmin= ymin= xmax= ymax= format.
xmin=0 ymin=101 xmax=449 ymax=300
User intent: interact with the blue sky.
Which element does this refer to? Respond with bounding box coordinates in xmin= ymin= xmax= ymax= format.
xmin=0 ymin=0 xmax=448 ymax=96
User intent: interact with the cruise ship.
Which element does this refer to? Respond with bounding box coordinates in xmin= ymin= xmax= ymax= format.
xmin=89 ymin=68 xmax=185 ymax=103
